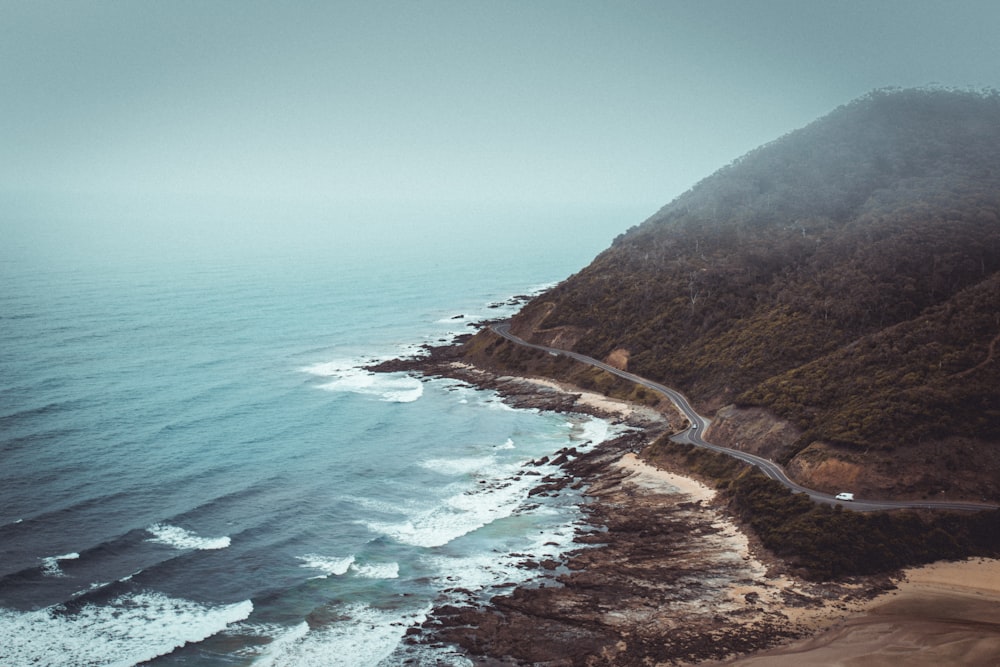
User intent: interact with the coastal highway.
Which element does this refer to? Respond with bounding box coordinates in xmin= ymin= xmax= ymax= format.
xmin=491 ymin=323 xmax=999 ymax=513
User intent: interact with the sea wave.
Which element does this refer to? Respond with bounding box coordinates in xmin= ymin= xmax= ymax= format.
xmin=339 ymin=494 xmax=412 ymax=517
xmin=432 ymin=287 xmax=550 ymax=331
xmin=366 ymin=414 xmax=620 ymax=549
xmin=244 ymin=603 xmax=429 ymax=667
xmin=39 ymin=552 xmax=79 ymax=578
xmin=146 ymin=523 xmax=231 ymax=550
xmin=302 ymin=361 xmax=424 ymax=403
xmin=366 ymin=472 xmax=540 ymax=548
xmin=419 ymin=455 xmax=497 ymax=476
xmin=296 ymin=554 xmax=355 ymax=579
xmin=351 ymin=561 xmax=399 ymax=579
xmin=0 ymin=592 xmax=252 ymax=667
xmin=422 ymin=515 xmax=581 ymax=596
xmin=572 ymin=418 xmax=614 ymax=447
xmin=295 ymin=554 xmax=398 ymax=580
xmin=236 ymin=621 xmax=309 ymax=666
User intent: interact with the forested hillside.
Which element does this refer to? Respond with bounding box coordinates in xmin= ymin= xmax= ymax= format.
xmin=504 ymin=88 xmax=1000 ymax=500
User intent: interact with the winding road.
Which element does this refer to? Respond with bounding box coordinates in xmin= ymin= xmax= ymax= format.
xmin=491 ymin=323 xmax=999 ymax=513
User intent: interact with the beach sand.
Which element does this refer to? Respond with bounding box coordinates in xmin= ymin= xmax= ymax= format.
xmin=613 ymin=451 xmax=717 ymax=502
xmin=516 ymin=376 xmax=672 ymax=425
xmin=721 ymin=558 xmax=1000 ymax=666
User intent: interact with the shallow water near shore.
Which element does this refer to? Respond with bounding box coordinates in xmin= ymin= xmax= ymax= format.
xmin=0 ymin=208 xmax=634 ymax=665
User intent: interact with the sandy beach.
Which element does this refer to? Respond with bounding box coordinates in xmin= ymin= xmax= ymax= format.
xmin=721 ymin=558 xmax=1000 ymax=666
xmin=516 ymin=377 xmax=671 ymax=425
xmin=612 ymin=451 xmax=716 ymax=502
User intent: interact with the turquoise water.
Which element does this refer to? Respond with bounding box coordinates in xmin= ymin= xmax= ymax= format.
xmin=0 ymin=207 xmax=634 ymax=665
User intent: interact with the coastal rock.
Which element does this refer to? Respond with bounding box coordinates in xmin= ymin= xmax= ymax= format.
xmin=415 ymin=438 xmax=819 ymax=665
xmin=384 ymin=341 xmax=890 ymax=665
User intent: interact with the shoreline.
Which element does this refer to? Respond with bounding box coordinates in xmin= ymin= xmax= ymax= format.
xmin=721 ymin=558 xmax=1000 ymax=666
xmin=388 ymin=353 xmax=1000 ymax=665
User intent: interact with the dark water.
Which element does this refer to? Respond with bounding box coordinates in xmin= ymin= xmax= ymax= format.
xmin=0 ymin=211 xmax=629 ymax=665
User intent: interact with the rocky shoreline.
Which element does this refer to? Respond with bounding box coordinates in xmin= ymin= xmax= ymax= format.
xmin=374 ymin=346 xmax=895 ymax=665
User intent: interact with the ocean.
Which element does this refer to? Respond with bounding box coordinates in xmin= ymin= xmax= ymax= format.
xmin=0 ymin=206 xmax=635 ymax=666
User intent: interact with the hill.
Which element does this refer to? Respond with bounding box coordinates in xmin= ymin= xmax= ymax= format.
xmin=483 ymin=88 xmax=1000 ymax=501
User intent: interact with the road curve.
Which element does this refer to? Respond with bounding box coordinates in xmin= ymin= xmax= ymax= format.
xmin=491 ymin=322 xmax=998 ymax=513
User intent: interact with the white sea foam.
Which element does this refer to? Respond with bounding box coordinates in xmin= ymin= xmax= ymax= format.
xmin=350 ymin=561 xmax=399 ymax=579
xmin=394 ymin=341 xmax=427 ymax=360
xmin=340 ymin=494 xmax=411 ymax=517
xmin=245 ymin=603 xmax=429 ymax=667
xmin=300 ymin=360 xmax=349 ymax=377
xmin=419 ymin=455 xmax=496 ymax=476
xmin=302 ymin=361 xmax=423 ymax=403
xmin=40 ymin=552 xmax=79 ymax=577
xmin=70 ymin=581 xmax=111 ymax=600
xmin=243 ymin=621 xmax=309 ymax=666
xmin=366 ymin=413 xmax=622 ymax=549
xmin=0 ymin=592 xmax=252 ymax=667
xmin=572 ymin=418 xmax=615 ymax=448
xmin=483 ymin=397 xmax=516 ymax=411
xmin=388 ymin=643 xmax=476 ymax=666
xmin=423 ymin=510 xmax=584 ymax=597
xmin=365 ymin=418 xmax=618 ymax=548
xmin=146 ymin=523 xmax=231 ymax=550
xmin=428 ymin=288 xmax=551 ymax=334
xmin=427 ymin=548 xmax=537 ymax=596
xmin=297 ymin=554 xmax=355 ymax=578
xmin=366 ymin=472 xmax=537 ymax=548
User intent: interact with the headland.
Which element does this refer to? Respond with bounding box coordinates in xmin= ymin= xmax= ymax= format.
xmin=373 ymin=347 xmax=998 ymax=665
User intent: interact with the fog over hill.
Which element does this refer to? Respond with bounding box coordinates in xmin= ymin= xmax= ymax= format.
xmin=505 ymin=88 xmax=1000 ymax=500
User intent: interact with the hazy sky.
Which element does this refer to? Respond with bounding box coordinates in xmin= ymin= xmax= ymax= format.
xmin=4 ymin=1 xmax=1000 ymax=221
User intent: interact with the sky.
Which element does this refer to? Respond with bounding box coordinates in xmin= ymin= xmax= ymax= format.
xmin=3 ymin=0 xmax=1000 ymax=234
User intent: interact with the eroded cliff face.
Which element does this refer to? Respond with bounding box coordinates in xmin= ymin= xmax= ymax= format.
xmin=790 ymin=438 xmax=1000 ymax=501
xmin=604 ymin=348 xmax=629 ymax=370
xmin=785 ymin=442 xmax=875 ymax=495
xmin=709 ymin=405 xmax=1000 ymax=501
xmin=707 ymin=405 xmax=803 ymax=463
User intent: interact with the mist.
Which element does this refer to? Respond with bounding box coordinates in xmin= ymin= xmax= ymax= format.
xmin=4 ymin=1 xmax=1000 ymax=247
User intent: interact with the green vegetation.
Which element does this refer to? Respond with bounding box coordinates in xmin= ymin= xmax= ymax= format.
xmin=646 ymin=438 xmax=1000 ymax=580
xmin=512 ymin=88 xmax=1000 ymax=465
xmin=643 ymin=434 xmax=748 ymax=484
xmin=461 ymin=328 xmax=664 ymax=408
xmin=450 ymin=89 xmax=1000 ymax=577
